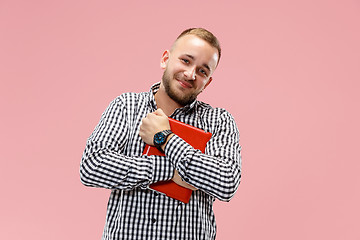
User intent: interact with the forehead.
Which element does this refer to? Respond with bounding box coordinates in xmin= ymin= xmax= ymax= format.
xmin=171 ymin=35 xmax=219 ymax=69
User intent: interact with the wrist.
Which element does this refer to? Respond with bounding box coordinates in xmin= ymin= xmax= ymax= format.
xmin=153 ymin=130 xmax=173 ymax=152
xmin=161 ymin=133 xmax=175 ymax=151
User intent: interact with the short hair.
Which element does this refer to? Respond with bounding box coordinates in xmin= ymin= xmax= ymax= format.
xmin=175 ymin=28 xmax=221 ymax=65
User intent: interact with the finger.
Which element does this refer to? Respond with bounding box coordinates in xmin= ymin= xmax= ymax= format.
xmin=154 ymin=108 xmax=166 ymax=116
xmin=146 ymin=112 xmax=153 ymax=118
xmin=141 ymin=116 xmax=148 ymax=125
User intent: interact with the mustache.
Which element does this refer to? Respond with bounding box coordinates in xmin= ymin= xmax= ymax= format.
xmin=175 ymin=73 xmax=195 ymax=87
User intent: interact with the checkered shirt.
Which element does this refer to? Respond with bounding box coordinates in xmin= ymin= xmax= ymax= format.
xmin=80 ymin=83 xmax=242 ymax=240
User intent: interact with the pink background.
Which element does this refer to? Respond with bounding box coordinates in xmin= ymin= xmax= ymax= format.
xmin=1 ymin=0 xmax=359 ymax=239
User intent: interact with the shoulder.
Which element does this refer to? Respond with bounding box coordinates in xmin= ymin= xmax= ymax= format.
xmin=196 ymin=101 xmax=235 ymax=121
xmin=111 ymin=91 xmax=149 ymax=106
xmin=195 ymin=101 xmax=238 ymax=133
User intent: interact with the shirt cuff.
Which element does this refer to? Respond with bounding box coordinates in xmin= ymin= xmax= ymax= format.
xmin=164 ymin=134 xmax=194 ymax=168
xmin=151 ymin=155 xmax=174 ymax=183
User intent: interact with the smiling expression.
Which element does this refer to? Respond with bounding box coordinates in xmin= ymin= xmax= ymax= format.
xmin=160 ymin=34 xmax=219 ymax=106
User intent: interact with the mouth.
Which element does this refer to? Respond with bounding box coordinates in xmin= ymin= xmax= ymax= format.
xmin=176 ymin=78 xmax=193 ymax=89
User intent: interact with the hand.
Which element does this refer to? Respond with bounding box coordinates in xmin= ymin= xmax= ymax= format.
xmin=139 ymin=109 xmax=170 ymax=145
xmin=172 ymin=170 xmax=198 ymax=190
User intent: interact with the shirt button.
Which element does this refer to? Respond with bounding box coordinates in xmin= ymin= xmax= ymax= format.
xmin=151 ymin=218 xmax=157 ymax=223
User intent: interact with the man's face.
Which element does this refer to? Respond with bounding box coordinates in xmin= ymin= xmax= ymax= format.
xmin=161 ymin=34 xmax=219 ymax=106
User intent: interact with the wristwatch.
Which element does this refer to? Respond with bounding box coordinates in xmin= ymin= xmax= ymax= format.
xmin=153 ymin=130 xmax=173 ymax=152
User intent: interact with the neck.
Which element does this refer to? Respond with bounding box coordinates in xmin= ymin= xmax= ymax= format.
xmin=154 ymin=83 xmax=182 ymax=116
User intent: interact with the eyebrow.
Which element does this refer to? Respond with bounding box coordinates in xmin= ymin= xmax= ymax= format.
xmin=185 ymin=54 xmax=211 ymax=72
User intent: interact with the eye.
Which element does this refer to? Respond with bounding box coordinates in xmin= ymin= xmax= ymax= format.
xmin=181 ymin=58 xmax=190 ymax=64
xmin=199 ymin=69 xmax=208 ymax=77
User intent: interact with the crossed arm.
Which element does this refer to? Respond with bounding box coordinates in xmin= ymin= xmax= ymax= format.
xmin=80 ymin=97 xmax=241 ymax=201
xmin=139 ymin=108 xmax=197 ymax=190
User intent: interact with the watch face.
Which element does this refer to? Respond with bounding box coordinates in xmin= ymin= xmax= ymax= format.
xmin=154 ymin=132 xmax=166 ymax=145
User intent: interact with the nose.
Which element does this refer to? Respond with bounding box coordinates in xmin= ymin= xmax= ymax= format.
xmin=184 ymin=66 xmax=196 ymax=80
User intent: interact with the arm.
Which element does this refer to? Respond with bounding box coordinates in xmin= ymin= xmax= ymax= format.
xmin=139 ymin=109 xmax=197 ymax=190
xmin=164 ymin=111 xmax=242 ymax=201
xmin=80 ymin=97 xmax=174 ymax=190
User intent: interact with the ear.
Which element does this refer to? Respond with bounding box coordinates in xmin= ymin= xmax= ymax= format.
xmin=203 ymin=77 xmax=213 ymax=90
xmin=160 ymin=50 xmax=170 ymax=69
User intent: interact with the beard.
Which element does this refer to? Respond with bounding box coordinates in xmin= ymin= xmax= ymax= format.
xmin=162 ymin=69 xmax=198 ymax=106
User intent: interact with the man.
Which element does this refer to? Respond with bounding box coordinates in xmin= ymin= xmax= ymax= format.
xmin=80 ymin=28 xmax=241 ymax=240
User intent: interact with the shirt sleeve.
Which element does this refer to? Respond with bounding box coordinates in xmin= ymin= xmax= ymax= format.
xmin=80 ymin=96 xmax=174 ymax=190
xmin=164 ymin=111 xmax=242 ymax=201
